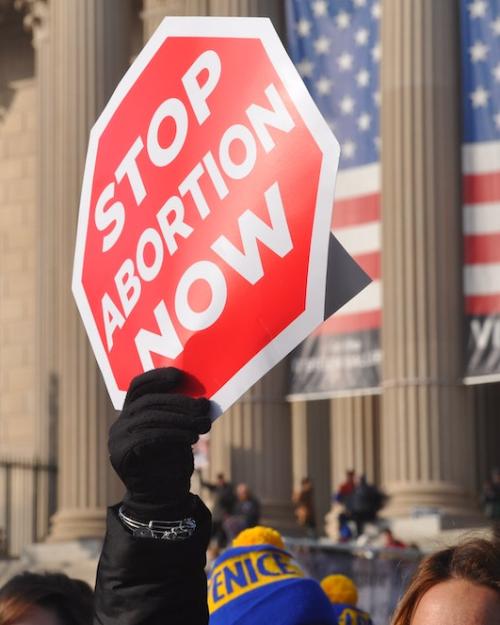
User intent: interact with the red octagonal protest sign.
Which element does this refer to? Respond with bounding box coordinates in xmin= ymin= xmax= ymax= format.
xmin=72 ymin=17 xmax=340 ymax=416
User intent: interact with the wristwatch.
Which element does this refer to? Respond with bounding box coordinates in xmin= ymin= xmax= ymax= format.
xmin=118 ymin=506 xmax=196 ymax=540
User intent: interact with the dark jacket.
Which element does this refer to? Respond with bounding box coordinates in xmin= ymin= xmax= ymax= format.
xmin=201 ymin=480 xmax=236 ymax=522
xmin=233 ymin=496 xmax=260 ymax=528
xmin=93 ymin=496 xmax=211 ymax=625
xmin=346 ymin=479 xmax=385 ymax=519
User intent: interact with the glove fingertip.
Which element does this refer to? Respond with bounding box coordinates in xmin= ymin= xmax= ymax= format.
xmin=194 ymin=397 xmax=211 ymax=415
xmin=194 ymin=415 xmax=212 ymax=435
xmin=125 ymin=367 xmax=184 ymax=404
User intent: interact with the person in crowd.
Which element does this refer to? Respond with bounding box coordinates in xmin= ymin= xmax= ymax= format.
xmin=93 ymin=367 xmax=213 ymax=625
xmin=234 ymin=483 xmax=260 ymax=527
xmin=346 ymin=474 xmax=386 ymax=537
xmin=337 ymin=515 xmax=354 ymax=543
xmin=292 ymin=476 xmax=316 ymax=538
xmin=223 ymin=483 xmax=261 ymax=541
xmin=208 ymin=525 xmax=338 ymax=624
xmin=93 ymin=367 xmax=343 ymax=625
xmin=335 ymin=470 xmax=356 ymax=504
xmin=391 ymin=535 xmax=500 ymax=625
xmin=381 ymin=528 xmax=407 ymax=549
xmin=93 ymin=367 xmax=500 ymax=625
xmin=199 ymin=471 xmax=236 ymax=548
xmin=0 ymin=571 xmax=93 ymax=625
xmin=334 ymin=470 xmax=357 ymax=541
xmin=321 ymin=574 xmax=373 ymax=625
xmin=482 ymin=467 xmax=500 ymax=521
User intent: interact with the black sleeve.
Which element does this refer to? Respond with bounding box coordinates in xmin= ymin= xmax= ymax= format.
xmin=93 ymin=496 xmax=211 ymax=625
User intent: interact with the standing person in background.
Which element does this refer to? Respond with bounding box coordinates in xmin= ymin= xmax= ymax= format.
xmin=335 ymin=469 xmax=357 ymax=504
xmin=292 ymin=477 xmax=317 ymax=538
xmin=482 ymin=468 xmax=500 ymax=522
xmin=234 ymin=483 xmax=260 ymax=527
xmin=223 ymin=483 xmax=261 ymax=541
xmin=199 ymin=472 xmax=236 ymax=549
xmin=347 ymin=475 xmax=386 ymax=538
xmin=334 ymin=470 xmax=357 ymax=541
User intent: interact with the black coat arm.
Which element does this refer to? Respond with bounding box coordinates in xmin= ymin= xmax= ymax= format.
xmin=93 ymin=496 xmax=211 ymax=625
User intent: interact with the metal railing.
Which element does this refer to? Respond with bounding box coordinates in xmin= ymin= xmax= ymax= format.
xmin=0 ymin=458 xmax=57 ymax=558
xmin=286 ymin=537 xmax=421 ymax=625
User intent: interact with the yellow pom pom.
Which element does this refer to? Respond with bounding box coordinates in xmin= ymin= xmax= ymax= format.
xmin=232 ymin=526 xmax=285 ymax=550
xmin=320 ymin=574 xmax=358 ymax=606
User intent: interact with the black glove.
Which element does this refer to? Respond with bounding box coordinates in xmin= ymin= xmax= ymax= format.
xmin=109 ymin=367 xmax=212 ymax=520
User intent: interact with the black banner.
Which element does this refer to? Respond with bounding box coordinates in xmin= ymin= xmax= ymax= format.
xmin=289 ymin=235 xmax=380 ymax=398
xmin=289 ymin=330 xmax=380 ymax=398
xmin=466 ymin=315 xmax=500 ymax=379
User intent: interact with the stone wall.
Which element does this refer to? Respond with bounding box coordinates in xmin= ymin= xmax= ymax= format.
xmin=0 ymin=12 xmax=39 ymax=555
xmin=0 ymin=15 xmax=36 ymax=459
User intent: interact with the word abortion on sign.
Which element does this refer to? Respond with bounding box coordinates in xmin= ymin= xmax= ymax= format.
xmin=72 ymin=17 xmax=345 ymax=415
xmin=99 ymin=72 xmax=295 ymax=357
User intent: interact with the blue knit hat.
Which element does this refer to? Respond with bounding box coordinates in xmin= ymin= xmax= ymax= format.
xmin=208 ymin=542 xmax=337 ymax=625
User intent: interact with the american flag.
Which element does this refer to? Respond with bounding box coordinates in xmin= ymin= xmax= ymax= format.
xmin=461 ymin=0 xmax=500 ymax=375
xmin=285 ymin=0 xmax=381 ymax=341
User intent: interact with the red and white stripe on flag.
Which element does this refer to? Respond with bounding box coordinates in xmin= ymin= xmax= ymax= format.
xmin=463 ymin=141 xmax=500 ymax=317
xmin=316 ymin=163 xmax=381 ymax=335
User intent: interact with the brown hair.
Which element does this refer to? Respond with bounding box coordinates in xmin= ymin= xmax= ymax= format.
xmin=0 ymin=571 xmax=93 ymax=625
xmin=391 ymin=536 xmax=500 ymax=625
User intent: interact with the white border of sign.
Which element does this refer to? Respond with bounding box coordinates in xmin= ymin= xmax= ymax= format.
xmin=72 ymin=16 xmax=340 ymax=416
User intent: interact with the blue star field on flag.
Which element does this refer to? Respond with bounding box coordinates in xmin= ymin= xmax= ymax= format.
xmin=285 ymin=0 xmax=381 ymax=170
xmin=461 ymin=0 xmax=500 ymax=143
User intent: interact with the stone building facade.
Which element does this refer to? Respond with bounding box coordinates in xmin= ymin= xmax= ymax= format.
xmin=0 ymin=0 xmax=499 ymax=558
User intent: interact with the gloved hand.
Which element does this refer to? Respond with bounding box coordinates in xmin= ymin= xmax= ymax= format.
xmin=109 ymin=367 xmax=212 ymax=520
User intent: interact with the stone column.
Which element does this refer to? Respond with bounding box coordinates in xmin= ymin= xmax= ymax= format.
xmin=323 ymin=395 xmax=380 ymax=537
xmin=141 ymin=0 xmax=283 ymax=41
xmin=380 ymin=0 xmax=476 ymax=516
xmin=210 ymin=362 xmax=294 ymax=530
xmin=142 ymin=0 xmax=209 ymax=40
xmin=329 ymin=395 xmax=380 ymax=488
xmin=208 ymin=0 xmax=282 ymax=27
xmin=291 ymin=400 xmax=331 ymax=533
xmin=141 ymin=0 xmax=292 ymax=530
xmin=208 ymin=0 xmax=291 ymax=529
xmin=45 ymin=0 xmax=131 ymax=541
xmin=469 ymin=383 xmax=500 ymax=490
xmin=20 ymin=0 xmax=58 ymax=541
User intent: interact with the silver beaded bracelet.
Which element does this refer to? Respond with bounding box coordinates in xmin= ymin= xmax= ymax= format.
xmin=118 ymin=505 xmax=196 ymax=541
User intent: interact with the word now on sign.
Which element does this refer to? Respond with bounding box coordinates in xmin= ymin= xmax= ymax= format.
xmin=73 ymin=17 xmax=340 ymax=415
